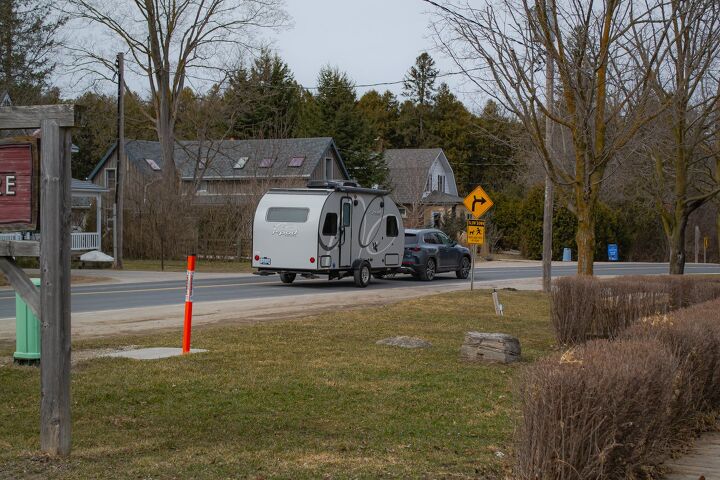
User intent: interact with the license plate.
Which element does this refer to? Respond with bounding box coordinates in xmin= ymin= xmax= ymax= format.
xmin=260 ymin=257 xmax=271 ymax=265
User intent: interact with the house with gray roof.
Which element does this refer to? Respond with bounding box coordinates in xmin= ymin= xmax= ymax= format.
xmin=88 ymin=137 xmax=349 ymax=202
xmin=384 ymin=148 xmax=466 ymax=228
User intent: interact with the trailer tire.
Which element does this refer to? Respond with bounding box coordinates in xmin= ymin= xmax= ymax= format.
xmin=279 ymin=273 xmax=296 ymax=284
xmin=418 ymin=258 xmax=436 ymax=281
xmin=354 ymin=261 xmax=371 ymax=288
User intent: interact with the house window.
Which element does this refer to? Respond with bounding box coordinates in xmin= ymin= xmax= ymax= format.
xmin=325 ymin=158 xmax=333 ymax=179
xmin=426 ymin=176 xmax=431 ymax=192
xmin=259 ymin=158 xmax=275 ymax=168
xmin=432 ymin=211 xmax=441 ymax=227
xmin=398 ymin=207 xmax=407 ymax=218
xmin=386 ymin=216 xmax=399 ymax=237
xmin=234 ymin=157 xmax=248 ymax=169
xmin=322 ymin=212 xmax=338 ymax=236
xmin=145 ymin=158 xmax=161 ymax=171
xmin=198 ymin=158 xmax=208 ymax=170
xmin=197 ymin=180 xmax=209 ymax=193
xmin=437 ymin=175 xmax=445 ymax=193
xmin=289 ymin=156 xmax=305 ymax=167
xmin=105 ymin=168 xmax=116 ymax=189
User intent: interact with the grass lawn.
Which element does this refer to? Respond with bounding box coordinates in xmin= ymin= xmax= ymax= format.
xmin=123 ymin=258 xmax=253 ymax=273
xmin=0 ymin=289 xmax=553 ymax=479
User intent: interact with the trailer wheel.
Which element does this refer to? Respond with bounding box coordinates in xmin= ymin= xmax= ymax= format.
xmin=354 ymin=262 xmax=371 ymax=288
xmin=279 ymin=273 xmax=296 ymax=284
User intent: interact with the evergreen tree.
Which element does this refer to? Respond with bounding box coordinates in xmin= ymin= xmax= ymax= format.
xmin=299 ymin=67 xmax=386 ymax=187
xmin=0 ymin=0 xmax=65 ymax=104
xmin=402 ymin=52 xmax=439 ymax=141
xmin=357 ymin=89 xmax=401 ymax=149
xmin=224 ymin=50 xmax=302 ymax=139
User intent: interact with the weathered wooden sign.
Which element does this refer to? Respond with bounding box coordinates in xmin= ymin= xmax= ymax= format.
xmin=0 ymin=137 xmax=39 ymax=231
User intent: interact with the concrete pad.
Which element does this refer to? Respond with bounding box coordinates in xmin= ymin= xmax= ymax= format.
xmin=101 ymin=347 xmax=207 ymax=360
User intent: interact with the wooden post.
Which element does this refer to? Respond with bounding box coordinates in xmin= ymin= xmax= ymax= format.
xmin=39 ymin=119 xmax=72 ymax=456
xmin=114 ymin=52 xmax=125 ymax=269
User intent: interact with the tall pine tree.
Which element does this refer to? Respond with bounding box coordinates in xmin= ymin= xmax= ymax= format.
xmin=299 ymin=67 xmax=386 ymax=187
xmin=402 ymin=52 xmax=438 ymax=143
xmin=0 ymin=0 xmax=65 ymax=104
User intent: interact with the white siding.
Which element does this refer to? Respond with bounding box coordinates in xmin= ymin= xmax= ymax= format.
xmin=427 ymin=158 xmax=457 ymax=195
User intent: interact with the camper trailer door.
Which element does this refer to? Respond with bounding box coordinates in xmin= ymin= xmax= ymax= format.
xmin=340 ymin=197 xmax=353 ymax=267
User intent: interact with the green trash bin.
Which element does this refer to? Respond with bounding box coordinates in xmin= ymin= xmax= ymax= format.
xmin=14 ymin=278 xmax=41 ymax=364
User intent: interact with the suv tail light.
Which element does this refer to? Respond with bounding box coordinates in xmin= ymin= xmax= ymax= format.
xmin=407 ymin=246 xmax=422 ymax=252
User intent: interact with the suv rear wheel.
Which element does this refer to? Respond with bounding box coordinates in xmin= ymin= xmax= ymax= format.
xmin=418 ymin=258 xmax=436 ymax=281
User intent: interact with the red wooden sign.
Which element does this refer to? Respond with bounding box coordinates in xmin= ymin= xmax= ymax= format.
xmin=0 ymin=138 xmax=39 ymax=232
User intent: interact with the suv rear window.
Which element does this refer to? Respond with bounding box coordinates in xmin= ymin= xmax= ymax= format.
xmin=404 ymin=233 xmax=418 ymax=244
xmin=266 ymin=207 xmax=309 ymax=223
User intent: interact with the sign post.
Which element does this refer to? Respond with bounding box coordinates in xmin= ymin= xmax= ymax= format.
xmin=0 ymin=104 xmax=78 ymax=456
xmin=463 ymin=186 xmax=494 ymax=291
xmin=466 ymin=219 xmax=485 ymax=291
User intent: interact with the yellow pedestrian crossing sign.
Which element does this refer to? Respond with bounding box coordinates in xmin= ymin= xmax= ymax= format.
xmin=467 ymin=219 xmax=485 ymax=245
xmin=463 ymin=185 xmax=494 ymax=218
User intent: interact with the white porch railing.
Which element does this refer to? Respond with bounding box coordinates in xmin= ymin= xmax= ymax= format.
xmin=70 ymin=233 xmax=100 ymax=251
xmin=0 ymin=232 xmax=100 ymax=251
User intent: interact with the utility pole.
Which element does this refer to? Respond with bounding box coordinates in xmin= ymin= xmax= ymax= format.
xmin=114 ymin=52 xmax=125 ymax=269
xmin=542 ymin=1 xmax=555 ymax=293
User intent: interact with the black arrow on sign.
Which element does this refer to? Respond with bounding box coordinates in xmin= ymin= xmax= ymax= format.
xmin=471 ymin=195 xmax=487 ymax=211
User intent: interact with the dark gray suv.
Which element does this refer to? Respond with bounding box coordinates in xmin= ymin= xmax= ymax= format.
xmin=402 ymin=228 xmax=472 ymax=281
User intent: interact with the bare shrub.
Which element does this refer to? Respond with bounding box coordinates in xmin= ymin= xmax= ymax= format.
xmin=515 ymin=338 xmax=678 ymax=480
xmin=551 ymin=276 xmax=720 ymax=345
xmin=624 ymin=299 xmax=720 ymax=428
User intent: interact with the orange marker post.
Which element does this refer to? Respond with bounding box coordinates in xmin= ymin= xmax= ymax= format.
xmin=182 ymin=254 xmax=196 ymax=354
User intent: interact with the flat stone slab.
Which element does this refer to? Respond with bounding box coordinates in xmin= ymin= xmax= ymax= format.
xmin=101 ymin=347 xmax=207 ymax=360
xmin=460 ymin=332 xmax=521 ymax=363
xmin=376 ymin=336 xmax=432 ymax=349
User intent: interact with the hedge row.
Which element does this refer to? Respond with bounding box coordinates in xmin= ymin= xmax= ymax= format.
xmin=551 ymin=275 xmax=720 ymax=344
xmin=516 ymin=298 xmax=720 ymax=479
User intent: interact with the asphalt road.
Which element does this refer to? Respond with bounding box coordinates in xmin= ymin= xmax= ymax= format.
xmin=1 ymin=263 xmax=718 ymax=319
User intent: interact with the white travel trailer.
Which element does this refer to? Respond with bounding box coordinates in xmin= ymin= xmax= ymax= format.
xmin=252 ymin=181 xmax=405 ymax=287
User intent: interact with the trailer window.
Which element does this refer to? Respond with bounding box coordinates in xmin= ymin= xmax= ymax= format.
xmin=342 ymin=202 xmax=352 ymax=227
xmin=322 ymin=213 xmax=338 ymax=236
xmin=266 ymin=207 xmax=309 ymax=223
xmin=386 ymin=216 xmax=399 ymax=237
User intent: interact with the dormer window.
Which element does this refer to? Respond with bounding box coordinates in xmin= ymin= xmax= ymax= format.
xmin=145 ymin=158 xmax=161 ymax=171
xmin=259 ymin=157 xmax=275 ymax=168
xmin=198 ymin=158 xmax=208 ymax=170
xmin=234 ymin=157 xmax=248 ymax=169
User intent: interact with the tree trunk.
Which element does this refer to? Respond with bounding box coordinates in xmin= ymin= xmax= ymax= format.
xmin=717 ymin=210 xmax=720 ymax=264
xmin=668 ymin=216 xmax=688 ymax=274
xmin=575 ymin=201 xmax=595 ymax=275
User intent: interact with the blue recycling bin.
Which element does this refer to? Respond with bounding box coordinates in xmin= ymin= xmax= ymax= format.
xmin=608 ymin=244 xmax=619 ymax=262
xmin=562 ymin=248 xmax=572 ymax=262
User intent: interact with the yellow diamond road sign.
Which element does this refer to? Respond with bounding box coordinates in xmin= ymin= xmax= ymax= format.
xmin=464 ymin=185 xmax=494 ymax=219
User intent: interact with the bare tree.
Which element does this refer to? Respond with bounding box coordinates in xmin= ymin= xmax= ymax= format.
xmin=426 ymin=0 xmax=670 ymax=274
xmin=63 ymin=0 xmax=287 ymax=187
xmin=632 ymin=0 xmax=720 ymax=274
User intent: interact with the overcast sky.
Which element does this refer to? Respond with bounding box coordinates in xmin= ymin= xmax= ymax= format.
xmin=273 ymin=0 xmax=458 ymax=97
xmin=61 ymin=0 xmax=481 ymax=108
